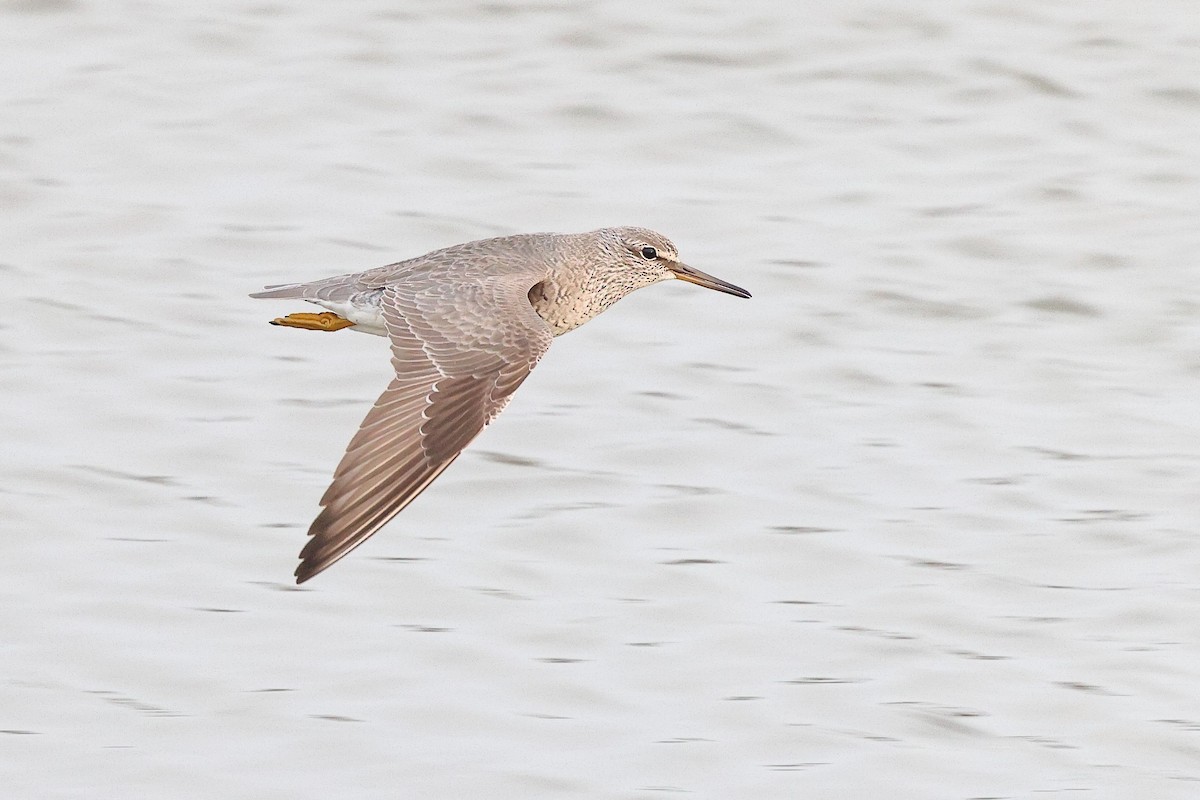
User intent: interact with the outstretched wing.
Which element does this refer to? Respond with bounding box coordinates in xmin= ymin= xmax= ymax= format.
xmin=295 ymin=276 xmax=553 ymax=583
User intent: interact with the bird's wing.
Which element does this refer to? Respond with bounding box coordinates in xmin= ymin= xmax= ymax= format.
xmin=295 ymin=274 xmax=553 ymax=583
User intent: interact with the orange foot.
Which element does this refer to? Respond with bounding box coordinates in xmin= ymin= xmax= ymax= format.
xmin=269 ymin=312 xmax=356 ymax=332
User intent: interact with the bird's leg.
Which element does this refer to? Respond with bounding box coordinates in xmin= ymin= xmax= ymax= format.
xmin=269 ymin=312 xmax=356 ymax=332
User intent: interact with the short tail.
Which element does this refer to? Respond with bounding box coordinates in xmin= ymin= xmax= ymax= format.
xmin=249 ymin=283 xmax=308 ymax=299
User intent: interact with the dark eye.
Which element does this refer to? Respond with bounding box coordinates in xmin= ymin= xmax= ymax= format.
xmin=641 ymin=246 xmax=657 ymax=259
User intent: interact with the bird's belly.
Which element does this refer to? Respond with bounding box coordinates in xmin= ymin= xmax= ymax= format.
xmin=311 ymin=298 xmax=388 ymax=336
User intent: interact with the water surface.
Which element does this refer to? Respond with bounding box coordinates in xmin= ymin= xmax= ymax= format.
xmin=3 ymin=2 xmax=1200 ymax=797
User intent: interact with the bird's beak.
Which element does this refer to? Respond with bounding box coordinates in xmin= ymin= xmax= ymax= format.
xmin=669 ymin=262 xmax=752 ymax=299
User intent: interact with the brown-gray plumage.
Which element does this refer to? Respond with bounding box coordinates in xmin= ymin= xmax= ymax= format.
xmin=251 ymin=226 xmax=750 ymax=583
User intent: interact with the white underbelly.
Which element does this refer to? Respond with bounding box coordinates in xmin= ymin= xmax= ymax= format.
xmin=310 ymin=298 xmax=388 ymax=336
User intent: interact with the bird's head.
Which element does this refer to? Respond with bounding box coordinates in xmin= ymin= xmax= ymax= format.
xmin=600 ymin=226 xmax=751 ymax=299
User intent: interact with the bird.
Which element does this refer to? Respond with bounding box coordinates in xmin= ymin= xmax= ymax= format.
xmin=251 ymin=226 xmax=750 ymax=583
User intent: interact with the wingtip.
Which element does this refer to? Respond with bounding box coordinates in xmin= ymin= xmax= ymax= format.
xmin=294 ymin=528 xmax=342 ymax=584
xmin=295 ymin=552 xmax=330 ymax=584
xmin=294 ymin=549 xmax=325 ymax=584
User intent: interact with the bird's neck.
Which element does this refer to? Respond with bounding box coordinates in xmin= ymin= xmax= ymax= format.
xmin=530 ymin=258 xmax=631 ymax=335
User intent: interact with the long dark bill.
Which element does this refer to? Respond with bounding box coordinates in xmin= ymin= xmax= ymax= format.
xmin=670 ymin=262 xmax=752 ymax=299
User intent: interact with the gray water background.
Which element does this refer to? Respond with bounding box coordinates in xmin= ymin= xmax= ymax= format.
xmin=3 ymin=1 xmax=1200 ymax=797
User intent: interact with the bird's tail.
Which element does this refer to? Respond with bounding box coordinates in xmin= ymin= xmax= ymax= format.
xmin=249 ymin=283 xmax=309 ymax=299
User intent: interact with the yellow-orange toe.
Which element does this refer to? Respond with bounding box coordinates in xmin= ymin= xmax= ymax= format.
xmin=269 ymin=312 xmax=356 ymax=332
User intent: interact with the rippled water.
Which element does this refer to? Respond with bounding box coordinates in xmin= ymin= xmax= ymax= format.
xmin=4 ymin=1 xmax=1200 ymax=797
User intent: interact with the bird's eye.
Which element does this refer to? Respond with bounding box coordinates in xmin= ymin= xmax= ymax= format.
xmin=641 ymin=246 xmax=657 ymax=260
